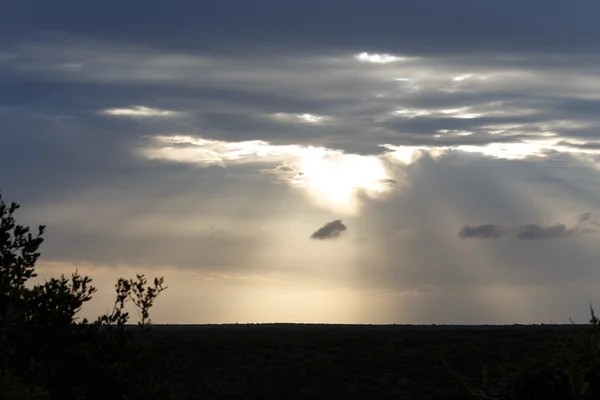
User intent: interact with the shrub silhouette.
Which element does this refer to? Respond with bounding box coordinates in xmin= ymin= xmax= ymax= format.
xmin=0 ymin=372 xmax=50 ymax=400
xmin=0 ymin=192 xmax=173 ymax=399
xmin=446 ymin=304 xmax=600 ymax=399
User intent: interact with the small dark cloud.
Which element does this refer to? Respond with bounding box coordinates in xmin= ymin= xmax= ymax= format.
xmin=579 ymin=212 xmax=600 ymax=226
xmin=310 ymin=220 xmax=347 ymax=240
xmin=460 ymin=213 xmax=600 ymax=241
xmin=516 ymin=224 xmax=572 ymax=240
xmin=276 ymin=165 xmax=295 ymax=172
xmin=459 ymin=224 xmax=506 ymax=239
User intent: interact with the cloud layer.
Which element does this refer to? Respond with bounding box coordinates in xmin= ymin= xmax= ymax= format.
xmin=4 ymin=0 xmax=600 ymax=324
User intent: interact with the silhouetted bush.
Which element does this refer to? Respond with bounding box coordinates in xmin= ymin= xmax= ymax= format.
xmin=447 ymin=305 xmax=600 ymax=399
xmin=0 ymin=372 xmax=50 ymax=400
xmin=0 ymin=192 xmax=174 ymax=399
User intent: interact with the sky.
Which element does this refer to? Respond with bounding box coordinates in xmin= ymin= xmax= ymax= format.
xmin=3 ymin=0 xmax=600 ymax=324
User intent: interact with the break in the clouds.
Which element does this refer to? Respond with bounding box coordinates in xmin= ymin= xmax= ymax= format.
xmin=310 ymin=220 xmax=348 ymax=240
xmin=460 ymin=213 xmax=600 ymax=240
xmin=5 ymin=0 xmax=600 ymax=324
xmin=102 ymin=106 xmax=182 ymax=118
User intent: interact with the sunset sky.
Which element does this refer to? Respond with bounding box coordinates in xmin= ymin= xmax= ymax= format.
xmin=3 ymin=0 xmax=600 ymax=324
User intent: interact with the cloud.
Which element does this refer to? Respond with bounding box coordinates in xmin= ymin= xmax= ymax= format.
xmin=516 ymin=224 xmax=572 ymax=240
xmin=460 ymin=213 xmax=600 ymax=241
xmin=139 ymin=135 xmax=395 ymax=214
xmin=102 ymin=105 xmax=182 ymax=118
xmin=310 ymin=220 xmax=347 ymax=240
xmin=354 ymin=52 xmax=411 ymax=64
xmin=579 ymin=212 xmax=600 ymax=227
xmin=7 ymin=38 xmax=600 ymax=165
xmin=459 ymin=224 xmax=507 ymax=239
xmin=6 ymin=0 xmax=600 ymax=324
xmin=4 ymin=0 xmax=600 ymax=59
xmin=271 ymin=112 xmax=329 ymax=124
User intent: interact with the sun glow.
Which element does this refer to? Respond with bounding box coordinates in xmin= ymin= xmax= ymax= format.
xmin=290 ymin=154 xmax=392 ymax=213
xmin=354 ymin=52 xmax=410 ymax=63
xmin=139 ymin=135 xmax=394 ymax=214
xmin=140 ymin=133 xmax=600 ymax=216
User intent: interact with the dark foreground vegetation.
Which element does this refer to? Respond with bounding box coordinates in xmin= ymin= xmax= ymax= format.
xmin=0 ymin=193 xmax=172 ymax=399
xmin=3 ymin=190 xmax=600 ymax=399
xmin=148 ymin=323 xmax=596 ymax=399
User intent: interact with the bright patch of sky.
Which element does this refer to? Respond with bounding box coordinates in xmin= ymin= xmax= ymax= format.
xmin=102 ymin=106 xmax=181 ymax=118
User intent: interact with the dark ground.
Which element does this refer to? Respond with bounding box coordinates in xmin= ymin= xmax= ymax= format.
xmin=144 ymin=324 xmax=587 ymax=399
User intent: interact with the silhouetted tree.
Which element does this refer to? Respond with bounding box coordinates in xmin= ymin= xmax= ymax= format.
xmin=0 ymin=191 xmax=173 ymax=399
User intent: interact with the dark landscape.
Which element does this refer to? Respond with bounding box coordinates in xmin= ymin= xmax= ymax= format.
xmin=146 ymin=324 xmax=589 ymax=399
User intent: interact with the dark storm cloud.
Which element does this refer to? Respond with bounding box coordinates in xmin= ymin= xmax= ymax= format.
xmin=310 ymin=220 xmax=347 ymax=240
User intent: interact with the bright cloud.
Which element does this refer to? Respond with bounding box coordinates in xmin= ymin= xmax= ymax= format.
xmin=138 ymin=135 xmax=394 ymax=214
xmin=354 ymin=52 xmax=411 ymax=63
xmin=453 ymin=73 xmax=475 ymax=81
xmin=102 ymin=105 xmax=181 ymax=118
xmin=393 ymin=102 xmax=537 ymax=120
xmin=271 ymin=112 xmax=328 ymax=124
xmin=138 ymin=131 xmax=600 ymax=215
